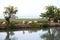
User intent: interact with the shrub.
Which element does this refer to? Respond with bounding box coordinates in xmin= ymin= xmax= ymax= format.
xmin=37 ymin=21 xmax=48 ymax=23
xmin=30 ymin=21 xmax=40 ymax=27
xmin=8 ymin=21 xmax=17 ymax=30
xmin=41 ymin=23 xmax=50 ymax=28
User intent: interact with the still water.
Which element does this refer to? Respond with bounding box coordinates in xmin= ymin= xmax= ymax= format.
xmin=0 ymin=27 xmax=60 ymax=40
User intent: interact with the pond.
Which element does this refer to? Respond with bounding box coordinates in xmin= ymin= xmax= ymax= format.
xmin=0 ymin=27 xmax=60 ymax=40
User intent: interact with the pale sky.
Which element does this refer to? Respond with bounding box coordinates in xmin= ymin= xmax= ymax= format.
xmin=0 ymin=0 xmax=60 ymax=18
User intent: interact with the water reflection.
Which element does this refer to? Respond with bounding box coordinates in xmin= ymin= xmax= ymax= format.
xmin=0 ymin=27 xmax=60 ymax=40
xmin=5 ymin=30 xmax=17 ymax=40
xmin=5 ymin=31 xmax=10 ymax=40
xmin=4 ymin=28 xmax=43 ymax=40
xmin=41 ymin=27 xmax=60 ymax=40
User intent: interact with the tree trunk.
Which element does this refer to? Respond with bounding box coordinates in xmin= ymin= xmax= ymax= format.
xmin=5 ymin=18 xmax=10 ymax=24
xmin=48 ymin=18 xmax=50 ymax=24
xmin=5 ymin=18 xmax=10 ymax=29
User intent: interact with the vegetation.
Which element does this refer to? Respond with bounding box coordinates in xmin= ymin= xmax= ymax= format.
xmin=1 ymin=5 xmax=60 ymax=29
xmin=29 ymin=21 xmax=40 ymax=27
xmin=0 ymin=18 xmax=47 ymax=23
xmin=3 ymin=5 xmax=18 ymax=23
xmin=40 ymin=5 xmax=60 ymax=22
xmin=8 ymin=22 xmax=17 ymax=30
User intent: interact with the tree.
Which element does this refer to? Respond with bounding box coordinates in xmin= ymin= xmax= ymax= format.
xmin=54 ymin=8 xmax=60 ymax=22
xmin=3 ymin=5 xmax=18 ymax=23
xmin=40 ymin=6 xmax=56 ymax=18
xmin=40 ymin=5 xmax=60 ymax=22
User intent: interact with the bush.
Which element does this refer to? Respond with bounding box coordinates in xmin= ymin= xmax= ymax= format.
xmin=8 ymin=21 xmax=17 ymax=30
xmin=30 ymin=21 xmax=40 ymax=27
xmin=37 ymin=21 xmax=48 ymax=23
xmin=24 ymin=21 xmax=28 ymax=24
xmin=41 ymin=23 xmax=49 ymax=28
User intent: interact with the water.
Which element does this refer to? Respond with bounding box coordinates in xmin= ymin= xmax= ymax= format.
xmin=0 ymin=27 xmax=60 ymax=40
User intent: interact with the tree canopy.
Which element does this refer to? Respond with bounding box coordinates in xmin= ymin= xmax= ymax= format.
xmin=40 ymin=5 xmax=60 ymax=22
xmin=3 ymin=5 xmax=18 ymax=23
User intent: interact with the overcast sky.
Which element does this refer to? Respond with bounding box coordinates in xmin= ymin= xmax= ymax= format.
xmin=0 ymin=0 xmax=60 ymax=18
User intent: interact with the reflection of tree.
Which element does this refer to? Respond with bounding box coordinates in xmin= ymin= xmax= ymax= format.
xmin=5 ymin=31 xmax=10 ymax=40
xmin=41 ymin=27 xmax=60 ymax=40
xmin=28 ymin=29 xmax=40 ymax=33
xmin=23 ymin=30 xmax=25 ymax=34
xmin=5 ymin=30 xmax=17 ymax=40
xmin=10 ymin=31 xmax=14 ymax=36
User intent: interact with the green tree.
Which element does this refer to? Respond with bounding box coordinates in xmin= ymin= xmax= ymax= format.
xmin=54 ymin=8 xmax=60 ymax=22
xmin=40 ymin=6 xmax=56 ymax=18
xmin=3 ymin=5 xmax=18 ymax=23
xmin=40 ymin=5 xmax=60 ymax=22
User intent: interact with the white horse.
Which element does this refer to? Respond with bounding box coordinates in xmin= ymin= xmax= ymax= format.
xmin=2 ymin=22 xmax=6 ymax=24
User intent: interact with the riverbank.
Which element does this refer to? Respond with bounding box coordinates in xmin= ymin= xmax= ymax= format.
xmin=0 ymin=19 xmax=60 ymax=30
xmin=0 ymin=23 xmax=60 ymax=30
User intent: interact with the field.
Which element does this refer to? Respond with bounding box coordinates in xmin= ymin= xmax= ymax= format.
xmin=0 ymin=18 xmax=48 ymax=23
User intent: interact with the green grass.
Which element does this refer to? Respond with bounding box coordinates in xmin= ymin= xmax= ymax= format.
xmin=0 ymin=18 xmax=48 ymax=24
xmin=0 ymin=18 xmax=49 ymax=30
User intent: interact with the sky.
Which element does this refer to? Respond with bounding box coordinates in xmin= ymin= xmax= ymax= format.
xmin=0 ymin=0 xmax=60 ymax=18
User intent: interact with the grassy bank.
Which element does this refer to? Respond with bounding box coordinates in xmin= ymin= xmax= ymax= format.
xmin=0 ymin=18 xmax=47 ymax=23
xmin=0 ymin=18 xmax=49 ymax=30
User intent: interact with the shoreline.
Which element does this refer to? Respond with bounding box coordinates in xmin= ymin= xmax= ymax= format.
xmin=0 ymin=23 xmax=60 ymax=30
